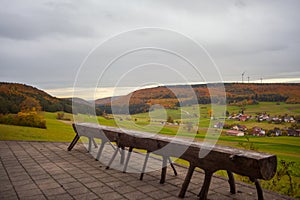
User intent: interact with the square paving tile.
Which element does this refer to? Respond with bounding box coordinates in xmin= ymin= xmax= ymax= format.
xmin=0 ymin=141 xmax=292 ymax=200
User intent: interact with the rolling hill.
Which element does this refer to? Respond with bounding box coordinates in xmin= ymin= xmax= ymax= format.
xmin=0 ymin=82 xmax=72 ymax=114
xmin=96 ymin=83 xmax=300 ymax=114
xmin=1 ymin=82 xmax=299 ymax=115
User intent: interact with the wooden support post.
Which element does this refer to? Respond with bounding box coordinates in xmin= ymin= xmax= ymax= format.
xmin=120 ymin=146 xmax=125 ymax=165
xmin=92 ymin=138 xmax=98 ymax=148
xmin=88 ymin=137 xmax=92 ymax=152
xmin=227 ymin=170 xmax=236 ymax=194
xmin=106 ymin=147 xmax=119 ymax=169
xmin=198 ymin=171 xmax=213 ymax=200
xmin=160 ymin=156 xmax=168 ymax=184
xmin=251 ymin=178 xmax=264 ymax=200
xmin=95 ymin=141 xmax=106 ymax=161
xmin=140 ymin=151 xmax=150 ymax=180
xmin=179 ymin=164 xmax=195 ymax=198
xmin=123 ymin=147 xmax=133 ymax=173
xmin=168 ymin=157 xmax=177 ymax=176
xmin=67 ymin=133 xmax=80 ymax=151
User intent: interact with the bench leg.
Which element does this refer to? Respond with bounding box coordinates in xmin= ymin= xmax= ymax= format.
xmin=179 ymin=164 xmax=195 ymax=198
xmin=95 ymin=141 xmax=106 ymax=161
xmin=67 ymin=134 xmax=80 ymax=151
xmin=198 ymin=171 xmax=213 ymax=200
xmin=92 ymin=138 xmax=98 ymax=148
xmin=123 ymin=147 xmax=133 ymax=173
xmin=88 ymin=137 xmax=92 ymax=152
xmin=106 ymin=146 xmax=119 ymax=169
xmin=251 ymin=178 xmax=264 ymax=200
xmin=120 ymin=146 xmax=125 ymax=165
xmin=108 ymin=142 xmax=123 ymax=155
xmin=168 ymin=157 xmax=177 ymax=176
xmin=227 ymin=170 xmax=236 ymax=194
xmin=140 ymin=151 xmax=150 ymax=180
xmin=160 ymin=156 xmax=168 ymax=184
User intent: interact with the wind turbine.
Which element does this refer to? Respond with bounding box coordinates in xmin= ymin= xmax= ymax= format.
xmin=242 ymin=71 xmax=246 ymax=83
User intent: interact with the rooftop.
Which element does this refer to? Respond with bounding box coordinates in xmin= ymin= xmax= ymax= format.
xmin=0 ymin=141 xmax=291 ymax=200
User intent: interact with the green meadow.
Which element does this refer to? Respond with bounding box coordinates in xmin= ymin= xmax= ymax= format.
xmin=0 ymin=102 xmax=299 ymax=197
xmin=0 ymin=112 xmax=75 ymax=142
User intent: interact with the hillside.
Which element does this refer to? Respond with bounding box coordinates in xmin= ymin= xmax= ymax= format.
xmin=1 ymin=82 xmax=299 ymax=115
xmin=96 ymin=83 xmax=300 ymax=114
xmin=0 ymin=82 xmax=72 ymax=114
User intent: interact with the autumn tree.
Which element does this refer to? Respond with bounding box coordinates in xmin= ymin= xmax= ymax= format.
xmin=167 ymin=116 xmax=174 ymax=123
xmin=20 ymin=97 xmax=41 ymax=112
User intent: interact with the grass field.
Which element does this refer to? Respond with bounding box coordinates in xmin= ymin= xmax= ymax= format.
xmin=0 ymin=112 xmax=75 ymax=142
xmin=0 ymin=102 xmax=299 ymax=197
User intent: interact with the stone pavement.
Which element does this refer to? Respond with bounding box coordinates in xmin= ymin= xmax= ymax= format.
xmin=0 ymin=141 xmax=292 ymax=200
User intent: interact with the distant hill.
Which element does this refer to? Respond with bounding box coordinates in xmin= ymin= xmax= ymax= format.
xmin=0 ymin=82 xmax=72 ymax=114
xmin=95 ymin=96 xmax=122 ymax=105
xmin=95 ymin=83 xmax=300 ymax=114
xmin=1 ymin=82 xmax=299 ymax=115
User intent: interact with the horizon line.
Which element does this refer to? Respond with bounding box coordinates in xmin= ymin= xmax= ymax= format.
xmin=44 ymin=77 xmax=300 ymax=100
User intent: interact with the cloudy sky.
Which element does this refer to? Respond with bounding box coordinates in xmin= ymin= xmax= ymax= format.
xmin=1 ymin=0 xmax=300 ymax=99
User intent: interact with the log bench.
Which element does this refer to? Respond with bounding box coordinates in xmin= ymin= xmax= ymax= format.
xmin=68 ymin=123 xmax=124 ymax=162
xmin=68 ymin=123 xmax=277 ymax=200
xmin=104 ymin=128 xmax=178 ymax=183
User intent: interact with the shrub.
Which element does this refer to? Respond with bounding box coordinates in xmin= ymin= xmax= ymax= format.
xmin=167 ymin=116 xmax=174 ymax=123
xmin=56 ymin=112 xmax=70 ymax=121
xmin=57 ymin=112 xmax=65 ymax=120
xmin=0 ymin=110 xmax=46 ymax=129
xmin=261 ymin=160 xmax=299 ymax=198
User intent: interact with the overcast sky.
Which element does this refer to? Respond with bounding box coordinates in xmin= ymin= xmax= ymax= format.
xmin=1 ymin=0 xmax=300 ymax=98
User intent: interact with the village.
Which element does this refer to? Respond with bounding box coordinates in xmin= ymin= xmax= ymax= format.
xmin=214 ymin=112 xmax=300 ymax=137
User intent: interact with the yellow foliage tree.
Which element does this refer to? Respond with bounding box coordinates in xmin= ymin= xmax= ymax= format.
xmin=20 ymin=97 xmax=41 ymax=112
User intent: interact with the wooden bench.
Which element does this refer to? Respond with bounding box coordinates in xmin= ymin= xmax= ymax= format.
xmin=68 ymin=123 xmax=277 ymax=200
xmin=104 ymin=128 xmax=178 ymax=183
xmin=177 ymin=142 xmax=277 ymax=200
xmin=68 ymin=123 xmax=124 ymax=162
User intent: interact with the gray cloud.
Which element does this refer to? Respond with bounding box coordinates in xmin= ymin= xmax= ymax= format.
xmin=0 ymin=0 xmax=300 ymax=93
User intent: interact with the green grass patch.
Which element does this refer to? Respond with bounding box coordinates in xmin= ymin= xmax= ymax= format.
xmin=0 ymin=112 xmax=75 ymax=142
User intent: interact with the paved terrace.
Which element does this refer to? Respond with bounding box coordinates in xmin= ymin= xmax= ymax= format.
xmin=0 ymin=141 xmax=291 ymax=200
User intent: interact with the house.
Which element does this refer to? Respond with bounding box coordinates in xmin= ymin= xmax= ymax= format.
xmin=273 ymin=128 xmax=282 ymax=136
xmin=283 ymin=117 xmax=289 ymax=123
xmin=290 ymin=117 xmax=296 ymax=123
xmin=226 ymin=130 xmax=245 ymax=137
xmin=232 ymin=124 xmax=247 ymax=131
xmin=269 ymin=128 xmax=282 ymax=136
xmin=239 ymin=125 xmax=247 ymax=131
xmin=214 ymin=122 xmax=224 ymax=128
xmin=238 ymin=115 xmax=248 ymax=122
xmin=252 ymin=127 xmax=266 ymax=136
xmin=258 ymin=114 xmax=270 ymax=122
xmin=295 ymin=129 xmax=300 ymax=136
xmin=288 ymin=129 xmax=300 ymax=137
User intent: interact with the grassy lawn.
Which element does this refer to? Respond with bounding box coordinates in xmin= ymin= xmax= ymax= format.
xmin=0 ymin=112 xmax=75 ymax=142
xmin=226 ymin=102 xmax=300 ymax=115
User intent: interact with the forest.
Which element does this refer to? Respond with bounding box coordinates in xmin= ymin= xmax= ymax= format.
xmin=96 ymin=83 xmax=300 ymax=114
xmin=0 ymin=82 xmax=72 ymax=114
